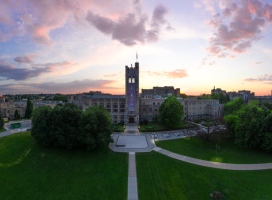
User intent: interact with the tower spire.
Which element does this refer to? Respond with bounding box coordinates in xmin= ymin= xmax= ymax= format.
xmin=136 ymin=52 xmax=138 ymax=62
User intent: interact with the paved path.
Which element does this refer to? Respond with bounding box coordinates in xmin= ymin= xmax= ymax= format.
xmin=0 ymin=128 xmax=30 ymax=138
xmin=109 ymin=134 xmax=155 ymax=153
xmin=154 ymin=147 xmax=272 ymax=170
xmin=128 ymin=152 xmax=138 ymax=200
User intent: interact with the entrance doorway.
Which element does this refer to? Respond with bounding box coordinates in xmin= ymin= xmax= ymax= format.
xmin=129 ymin=117 xmax=134 ymax=123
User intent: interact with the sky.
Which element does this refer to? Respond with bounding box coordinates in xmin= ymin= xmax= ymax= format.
xmin=0 ymin=0 xmax=272 ymax=96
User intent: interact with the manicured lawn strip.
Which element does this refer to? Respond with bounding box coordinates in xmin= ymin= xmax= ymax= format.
xmin=137 ymin=151 xmax=272 ymax=200
xmin=156 ymin=138 xmax=272 ymax=164
xmin=0 ymin=132 xmax=128 ymax=200
xmin=0 ymin=127 xmax=6 ymax=133
xmin=139 ymin=122 xmax=196 ymax=132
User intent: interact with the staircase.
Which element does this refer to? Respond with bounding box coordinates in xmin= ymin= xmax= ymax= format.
xmin=124 ymin=124 xmax=140 ymax=134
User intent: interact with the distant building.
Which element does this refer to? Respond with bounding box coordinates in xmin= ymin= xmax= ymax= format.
xmin=0 ymin=102 xmax=27 ymax=119
xmin=211 ymin=87 xmax=255 ymax=103
xmin=142 ymin=86 xmax=180 ymax=98
xmin=69 ymin=60 xmax=224 ymax=124
xmin=211 ymin=87 xmax=227 ymax=95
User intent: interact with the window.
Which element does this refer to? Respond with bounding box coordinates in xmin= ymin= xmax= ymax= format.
xmin=153 ymin=102 xmax=155 ymax=105
xmin=113 ymin=109 xmax=118 ymax=112
xmin=158 ymin=103 xmax=160 ymax=105
xmin=143 ymin=108 xmax=146 ymax=111
xmin=132 ymin=77 xmax=135 ymax=83
xmin=149 ymin=108 xmax=152 ymax=112
xmin=155 ymin=109 xmax=157 ymax=111
xmin=128 ymin=77 xmax=131 ymax=83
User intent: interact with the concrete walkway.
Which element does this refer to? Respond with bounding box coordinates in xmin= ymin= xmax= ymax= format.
xmin=154 ymin=147 xmax=272 ymax=170
xmin=128 ymin=152 xmax=138 ymax=200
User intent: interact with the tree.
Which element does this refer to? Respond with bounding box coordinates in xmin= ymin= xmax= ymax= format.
xmin=159 ymin=95 xmax=184 ymax=127
xmin=31 ymin=104 xmax=113 ymax=150
xmin=78 ymin=106 xmax=113 ymax=149
xmin=25 ymin=97 xmax=33 ymax=118
xmin=223 ymin=97 xmax=244 ymax=115
xmin=0 ymin=108 xmax=4 ymax=129
xmin=14 ymin=109 xmax=20 ymax=119
xmin=195 ymin=117 xmax=228 ymax=143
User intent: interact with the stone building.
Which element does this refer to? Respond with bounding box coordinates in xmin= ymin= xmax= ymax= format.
xmin=69 ymin=61 xmax=224 ymax=124
xmin=0 ymin=102 xmax=27 ymax=119
xmin=141 ymin=86 xmax=180 ymax=98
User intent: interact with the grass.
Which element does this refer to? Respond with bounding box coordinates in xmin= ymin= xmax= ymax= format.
xmin=139 ymin=122 xmax=196 ymax=132
xmin=0 ymin=127 xmax=6 ymax=133
xmin=156 ymin=138 xmax=272 ymax=164
xmin=137 ymin=151 xmax=272 ymax=200
xmin=0 ymin=132 xmax=128 ymax=200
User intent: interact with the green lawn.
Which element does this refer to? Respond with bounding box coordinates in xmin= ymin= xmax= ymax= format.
xmin=137 ymin=151 xmax=272 ymax=200
xmin=0 ymin=127 xmax=6 ymax=133
xmin=139 ymin=122 xmax=196 ymax=132
xmin=156 ymin=138 xmax=272 ymax=164
xmin=0 ymin=132 xmax=128 ymax=200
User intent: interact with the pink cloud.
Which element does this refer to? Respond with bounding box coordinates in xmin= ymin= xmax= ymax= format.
xmin=143 ymin=69 xmax=188 ymax=79
xmin=244 ymin=74 xmax=272 ymax=82
xmin=206 ymin=0 xmax=272 ymax=57
xmin=0 ymin=0 xmax=171 ymax=46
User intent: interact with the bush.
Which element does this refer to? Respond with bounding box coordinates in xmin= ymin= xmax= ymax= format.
xmin=144 ymin=126 xmax=155 ymax=130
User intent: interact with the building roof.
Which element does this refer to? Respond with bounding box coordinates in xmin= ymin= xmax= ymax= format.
xmin=86 ymin=95 xmax=125 ymax=99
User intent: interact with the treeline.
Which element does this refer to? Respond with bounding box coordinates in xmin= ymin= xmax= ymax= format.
xmin=31 ymin=103 xmax=113 ymax=149
xmin=197 ymin=93 xmax=230 ymax=104
xmin=225 ymin=100 xmax=272 ymax=152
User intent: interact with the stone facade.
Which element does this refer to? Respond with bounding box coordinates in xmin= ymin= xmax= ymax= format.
xmin=140 ymin=98 xmax=223 ymax=121
xmin=125 ymin=62 xmax=139 ymax=124
xmin=0 ymin=102 xmax=27 ymax=119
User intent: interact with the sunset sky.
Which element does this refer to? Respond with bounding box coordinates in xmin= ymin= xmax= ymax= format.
xmin=0 ymin=0 xmax=272 ymax=95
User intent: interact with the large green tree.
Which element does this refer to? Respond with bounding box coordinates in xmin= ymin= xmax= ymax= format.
xmin=159 ymin=95 xmax=184 ymax=127
xmin=78 ymin=106 xmax=113 ymax=149
xmin=31 ymin=104 xmax=113 ymax=150
xmin=25 ymin=97 xmax=33 ymax=118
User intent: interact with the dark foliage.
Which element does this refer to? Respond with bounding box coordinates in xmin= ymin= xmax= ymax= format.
xmin=159 ymin=95 xmax=184 ymax=128
xmin=14 ymin=109 xmax=20 ymax=119
xmin=31 ymin=105 xmax=113 ymax=150
xmin=0 ymin=109 xmax=4 ymax=129
xmin=25 ymin=97 xmax=33 ymax=119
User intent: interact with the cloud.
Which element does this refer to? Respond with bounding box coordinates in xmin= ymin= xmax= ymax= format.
xmin=85 ymin=4 xmax=171 ymax=46
xmin=0 ymin=0 xmax=171 ymax=46
xmin=0 ymin=79 xmax=119 ymax=94
xmin=206 ymin=0 xmax=272 ymax=57
xmin=244 ymin=74 xmax=272 ymax=82
xmin=208 ymin=61 xmax=216 ymax=66
xmin=0 ymin=60 xmax=75 ymax=81
xmin=144 ymin=69 xmax=188 ymax=79
xmin=254 ymin=62 xmax=262 ymax=65
xmin=14 ymin=56 xmax=33 ymax=64
xmin=104 ymin=74 xmax=117 ymax=77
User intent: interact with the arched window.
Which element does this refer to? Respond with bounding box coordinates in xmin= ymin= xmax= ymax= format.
xmin=132 ymin=77 xmax=135 ymax=83
xmin=128 ymin=77 xmax=131 ymax=83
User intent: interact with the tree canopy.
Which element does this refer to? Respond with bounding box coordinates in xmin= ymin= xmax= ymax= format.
xmin=197 ymin=93 xmax=230 ymax=104
xmin=25 ymin=97 xmax=33 ymax=119
xmin=31 ymin=105 xmax=113 ymax=150
xmin=224 ymin=102 xmax=272 ymax=152
xmin=159 ymin=95 xmax=184 ymax=127
xmin=223 ymin=97 xmax=245 ymax=115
